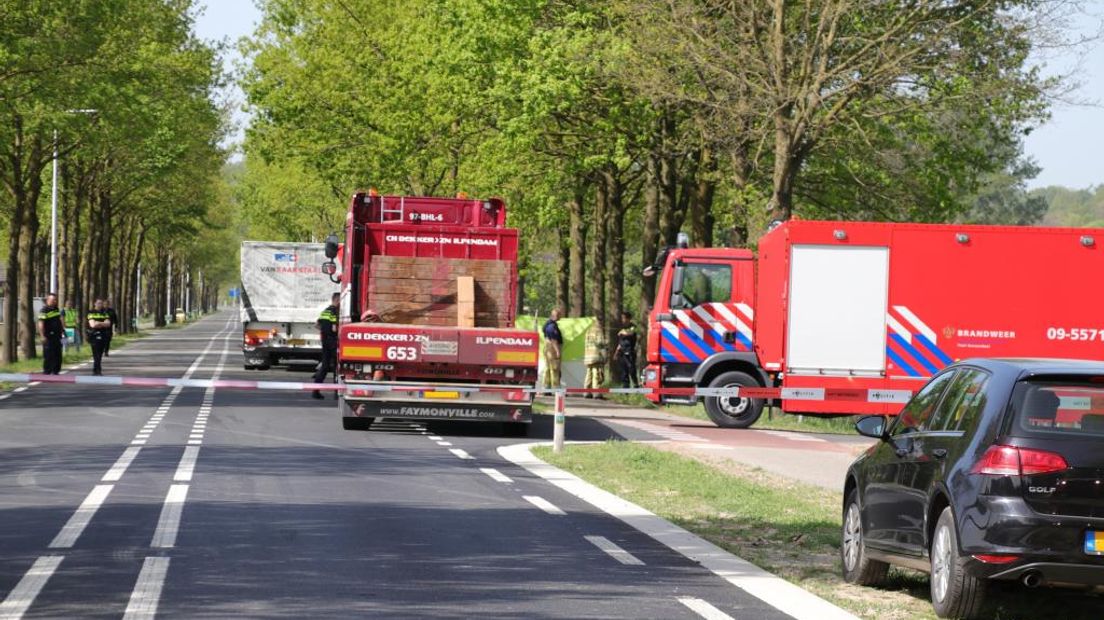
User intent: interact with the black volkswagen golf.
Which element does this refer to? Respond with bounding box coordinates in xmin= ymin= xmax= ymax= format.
xmin=841 ymin=358 xmax=1104 ymax=619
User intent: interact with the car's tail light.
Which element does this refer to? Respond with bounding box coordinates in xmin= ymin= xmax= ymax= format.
xmin=972 ymin=554 xmax=1020 ymax=564
xmin=972 ymin=445 xmax=1069 ymax=476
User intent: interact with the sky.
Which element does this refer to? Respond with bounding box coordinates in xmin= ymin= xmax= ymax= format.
xmin=193 ymin=0 xmax=1104 ymax=189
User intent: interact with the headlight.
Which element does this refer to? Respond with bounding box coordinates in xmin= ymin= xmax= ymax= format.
xmin=645 ymin=369 xmax=657 ymax=383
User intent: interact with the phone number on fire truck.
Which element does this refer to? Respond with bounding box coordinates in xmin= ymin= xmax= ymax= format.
xmin=1046 ymin=327 xmax=1104 ymax=341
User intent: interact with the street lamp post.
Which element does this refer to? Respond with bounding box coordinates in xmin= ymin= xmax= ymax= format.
xmin=49 ymin=109 xmax=97 ymax=296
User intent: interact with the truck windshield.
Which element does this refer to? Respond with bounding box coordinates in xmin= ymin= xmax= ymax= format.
xmin=1007 ymin=378 xmax=1104 ymax=438
xmin=673 ymin=263 xmax=731 ymax=308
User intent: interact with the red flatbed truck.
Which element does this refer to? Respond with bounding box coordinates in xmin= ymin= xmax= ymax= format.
xmin=323 ymin=192 xmax=539 ymax=434
xmin=644 ymin=220 xmax=1104 ymax=428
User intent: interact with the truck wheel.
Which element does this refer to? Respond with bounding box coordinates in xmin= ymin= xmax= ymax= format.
xmin=703 ymin=371 xmax=764 ymax=428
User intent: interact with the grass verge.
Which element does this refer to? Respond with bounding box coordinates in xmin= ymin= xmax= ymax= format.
xmin=659 ymin=400 xmax=859 ymax=435
xmin=533 ymin=442 xmax=1104 ymax=620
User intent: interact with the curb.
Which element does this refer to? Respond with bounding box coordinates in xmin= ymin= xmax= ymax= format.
xmin=498 ymin=442 xmax=859 ymax=620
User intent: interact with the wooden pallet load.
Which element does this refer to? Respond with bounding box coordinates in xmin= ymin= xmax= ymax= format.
xmin=367 ymin=256 xmax=513 ymax=328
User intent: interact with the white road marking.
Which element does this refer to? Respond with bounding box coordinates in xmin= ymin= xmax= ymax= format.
xmin=479 ymin=468 xmax=512 ymax=483
xmin=187 ymin=439 xmax=201 ymax=445
xmin=678 ymin=597 xmax=735 ymax=620
xmin=151 ymin=484 xmax=189 ymax=548
xmin=436 ymin=441 xmax=453 ymax=446
xmin=448 ymin=448 xmax=473 ymax=460
xmin=49 ymin=485 xmax=114 ymax=548
xmin=523 ymin=495 xmax=565 ymax=515
xmin=0 ymin=556 xmax=64 ymax=620
xmin=585 ymin=535 xmax=645 ymax=565
xmin=28 ymin=381 xmax=40 ymax=387
xmin=122 ymin=556 xmax=170 ymax=620
xmin=757 ymin=430 xmax=827 ymax=443
xmin=102 ymin=447 xmax=142 ymax=482
xmin=0 ymin=394 xmax=10 ymax=400
xmin=428 ymin=435 xmax=443 ymax=441
xmin=13 ymin=387 xmax=25 ymax=393
xmin=499 ymin=444 xmax=859 ymax=620
xmin=174 ymin=446 xmax=200 ymax=482
xmin=131 ymin=439 xmax=147 ymax=445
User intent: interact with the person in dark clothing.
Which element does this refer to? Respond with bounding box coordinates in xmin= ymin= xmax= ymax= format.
xmin=38 ymin=293 xmax=64 ymax=374
xmin=614 ymin=311 xmax=639 ymax=388
xmin=312 ymin=293 xmax=341 ymax=399
xmin=103 ymin=299 xmax=119 ymax=356
xmin=86 ymin=299 xmax=112 ymax=376
xmin=542 ymin=309 xmax=564 ymax=388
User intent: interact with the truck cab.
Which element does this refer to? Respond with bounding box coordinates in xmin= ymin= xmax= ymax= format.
xmin=644 ymin=246 xmax=770 ymax=428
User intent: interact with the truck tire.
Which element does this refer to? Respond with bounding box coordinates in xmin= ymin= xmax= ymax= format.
xmin=703 ymin=371 xmax=764 ymax=428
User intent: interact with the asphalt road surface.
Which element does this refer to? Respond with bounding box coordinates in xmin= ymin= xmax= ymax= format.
xmin=0 ymin=312 xmax=803 ymax=619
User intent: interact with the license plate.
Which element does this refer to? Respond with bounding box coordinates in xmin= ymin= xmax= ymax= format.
xmin=1083 ymin=530 xmax=1104 ymax=555
xmin=287 ymin=338 xmax=306 ymax=346
xmin=423 ymin=391 xmax=460 ymax=400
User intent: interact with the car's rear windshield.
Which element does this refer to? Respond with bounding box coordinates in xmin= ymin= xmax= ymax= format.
xmin=1008 ymin=376 xmax=1104 ymax=438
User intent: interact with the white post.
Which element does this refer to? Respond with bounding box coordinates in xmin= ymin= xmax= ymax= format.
xmin=553 ymin=391 xmax=566 ymax=453
xmin=136 ymin=263 xmax=141 ymax=323
xmin=49 ymin=129 xmax=59 ymax=294
xmin=185 ymin=270 xmax=190 ymax=315
xmin=166 ymin=255 xmax=172 ymax=323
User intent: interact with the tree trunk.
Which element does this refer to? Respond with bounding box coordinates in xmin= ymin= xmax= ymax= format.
xmin=687 ymin=148 xmax=716 ymax=248
xmin=555 ymin=224 xmax=569 ymax=316
xmin=641 ymin=156 xmax=661 ymax=313
xmin=604 ymin=169 xmax=625 ymax=384
xmin=567 ymin=185 xmax=586 ymax=317
xmin=16 ymin=136 xmax=44 ymax=360
xmin=589 ymin=173 xmax=608 ymax=370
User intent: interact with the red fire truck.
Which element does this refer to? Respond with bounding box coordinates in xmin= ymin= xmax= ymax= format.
xmin=323 ymin=192 xmax=538 ymax=434
xmin=644 ymin=220 xmax=1104 ymax=427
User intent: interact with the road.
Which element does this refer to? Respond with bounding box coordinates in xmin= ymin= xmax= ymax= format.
xmin=0 ymin=312 xmax=819 ymax=619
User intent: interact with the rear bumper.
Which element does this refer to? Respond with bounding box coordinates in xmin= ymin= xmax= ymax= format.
xmin=243 ymin=345 xmax=322 ymax=363
xmin=987 ymin=561 xmax=1104 ymax=586
xmin=345 ymin=400 xmax=531 ymax=423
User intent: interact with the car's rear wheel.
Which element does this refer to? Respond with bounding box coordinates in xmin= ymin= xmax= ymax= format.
xmin=703 ymin=371 xmax=764 ymax=428
xmin=840 ymin=488 xmax=889 ymax=586
xmin=930 ymin=507 xmax=986 ymax=619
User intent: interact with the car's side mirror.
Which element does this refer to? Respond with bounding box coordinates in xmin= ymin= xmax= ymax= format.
xmin=855 ymin=415 xmax=887 ymax=440
xmin=324 ymin=234 xmax=340 ymax=259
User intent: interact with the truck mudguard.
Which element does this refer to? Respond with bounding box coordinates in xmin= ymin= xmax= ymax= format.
xmin=691 ymin=351 xmax=769 ymax=387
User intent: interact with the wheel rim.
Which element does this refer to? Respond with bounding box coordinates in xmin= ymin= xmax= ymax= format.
xmin=842 ymin=502 xmax=862 ymax=571
xmin=931 ymin=524 xmax=952 ymax=603
xmin=717 ymin=383 xmax=751 ymax=418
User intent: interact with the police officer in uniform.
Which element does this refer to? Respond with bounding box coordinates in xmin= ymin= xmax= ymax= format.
xmin=615 ymin=311 xmax=639 ymax=388
xmin=86 ymin=299 xmax=112 ymax=376
xmin=37 ymin=293 xmax=64 ymax=374
xmin=312 ymin=293 xmax=340 ymax=399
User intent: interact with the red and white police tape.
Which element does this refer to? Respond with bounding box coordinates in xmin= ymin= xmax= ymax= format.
xmin=0 ymin=372 xmax=917 ymax=403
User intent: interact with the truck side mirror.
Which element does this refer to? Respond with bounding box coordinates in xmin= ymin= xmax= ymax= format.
xmin=321 ymin=260 xmax=340 ymax=283
xmin=671 ymin=262 xmax=685 ymax=295
xmin=324 ymin=234 xmax=339 ymax=259
xmin=670 ymin=294 xmax=686 ymax=309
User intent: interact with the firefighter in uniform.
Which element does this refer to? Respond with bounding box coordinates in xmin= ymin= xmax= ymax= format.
xmin=38 ymin=293 xmax=64 ymax=374
xmin=86 ymin=299 xmax=112 ymax=376
xmin=615 ymin=311 xmax=639 ymax=388
xmin=583 ymin=321 xmax=607 ymax=398
xmin=312 ymin=292 xmax=340 ymax=399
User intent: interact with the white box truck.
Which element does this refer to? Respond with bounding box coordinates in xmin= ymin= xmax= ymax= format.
xmin=240 ymin=241 xmax=338 ymax=370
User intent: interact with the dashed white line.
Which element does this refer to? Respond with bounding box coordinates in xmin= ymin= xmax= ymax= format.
xmin=13 ymin=387 xmax=26 ymax=393
xmin=479 ymin=468 xmax=512 ymax=483
xmin=151 ymin=484 xmax=189 ymax=548
xmin=678 ymin=597 xmax=735 ymax=620
xmin=173 ymin=446 xmax=200 ymax=482
xmin=131 ymin=439 xmax=147 ymax=445
xmin=187 ymin=439 xmax=201 ymax=445
xmin=122 ymin=556 xmax=170 ymax=620
xmin=428 ymin=435 xmax=443 ymax=441
xmin=102 ymin=447 xmax=143 ymax=482
xmin=436 ymin=441 xmax=453 ymax=447
xmin=0 ymin=555 xmax=64 ymax=620
xmin=448 ymin=448 xmax=473 ymax=460
xmin=585 ymin=535 xmax=645 ymax=565
xmin=523 ymin=495 xmax=565 ymax=515
xmin=49 ymin=485 xmax=114 ymax=548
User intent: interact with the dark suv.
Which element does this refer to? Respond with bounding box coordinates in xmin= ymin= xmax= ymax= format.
xmin=841 ymin=359 xmax=1104 ymax=619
